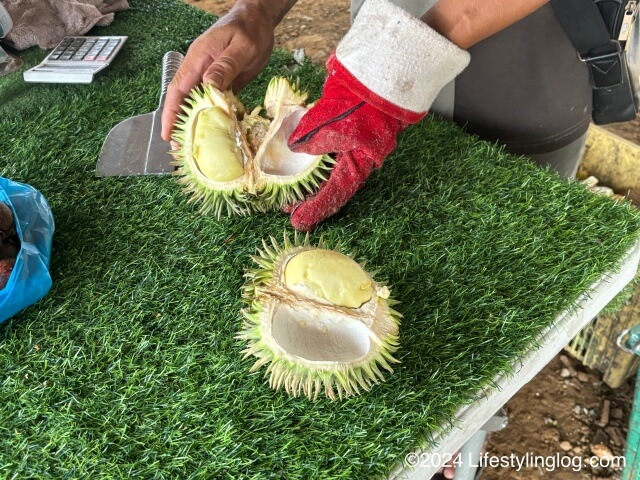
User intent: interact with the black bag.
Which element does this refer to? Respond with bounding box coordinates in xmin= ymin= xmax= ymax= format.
xmin=551 ymin=0 xmax=639 ymax=124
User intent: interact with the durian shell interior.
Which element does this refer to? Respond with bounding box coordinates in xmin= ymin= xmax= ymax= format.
xmin=186 ymin=79 xmax=323 ymax=192
xmin=180 ymin=86 xmax=254 ymax=193
xmin=264 ymin=246 xmax=398 ymax=367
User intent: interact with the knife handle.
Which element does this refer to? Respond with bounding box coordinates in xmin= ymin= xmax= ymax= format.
xmin=159 ymin=51 xmax=185 ymax=108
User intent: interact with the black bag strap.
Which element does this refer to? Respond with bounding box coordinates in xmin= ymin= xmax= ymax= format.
xmin=550 ymin=0 xmax=624 ymax=89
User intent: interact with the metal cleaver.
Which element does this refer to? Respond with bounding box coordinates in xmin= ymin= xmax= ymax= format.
xmin=96 ymin=50 xmax=184 ymax=177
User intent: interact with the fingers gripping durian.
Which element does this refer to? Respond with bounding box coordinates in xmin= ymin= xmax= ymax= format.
xmin=171 ymin=78 xmax=334 ymax=217
xmin=237 ymin=234 xmax=402 ymax=401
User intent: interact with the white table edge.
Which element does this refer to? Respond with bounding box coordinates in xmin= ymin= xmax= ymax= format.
xmin=389 ymin=239 xmax=640 ymax=480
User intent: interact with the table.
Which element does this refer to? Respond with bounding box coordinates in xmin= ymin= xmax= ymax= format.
xmin=392 ymin=242 xmax=640 ymax=479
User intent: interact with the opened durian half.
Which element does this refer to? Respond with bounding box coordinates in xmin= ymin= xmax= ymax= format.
xmin=172 ymin=77 xmax=334 ymax=217
xmin=238 ymin=233 xmax=402 ymax=401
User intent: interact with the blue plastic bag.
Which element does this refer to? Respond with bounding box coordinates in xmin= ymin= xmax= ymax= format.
xmin=0 ymin=177 xmax=54 ymax=323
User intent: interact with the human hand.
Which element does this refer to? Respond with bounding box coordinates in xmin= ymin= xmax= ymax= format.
xmin=284 ymin=0 xmax=469 ymax=231
xmin=161 ymin=1 xmax=276 ymax=142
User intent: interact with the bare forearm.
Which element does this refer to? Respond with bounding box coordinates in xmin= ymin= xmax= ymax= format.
xmin=422 ymin=0 xmax=549 ymax=49
xmin=236 ymin=0 xmax=298 ymax=27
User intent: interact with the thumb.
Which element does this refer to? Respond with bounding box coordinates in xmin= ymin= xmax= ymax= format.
xmin=203 ymin=45 xmax=249 ymax=91
xmin=161 ymin=64 xmax=205 ymax=142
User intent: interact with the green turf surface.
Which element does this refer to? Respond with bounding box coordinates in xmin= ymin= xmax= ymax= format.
xmin=1 ymin=1 xmax=640 ymax=478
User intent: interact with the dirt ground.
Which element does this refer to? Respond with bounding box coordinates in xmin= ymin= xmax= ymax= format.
xmin=186 ymin=1 xmax=639 ymax=479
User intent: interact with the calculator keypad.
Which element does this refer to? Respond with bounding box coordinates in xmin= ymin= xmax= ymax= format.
xmin=23 ymin=35 xmax=127 ymax=84
xmin=47 ymin=37 xmax=123 ymax=63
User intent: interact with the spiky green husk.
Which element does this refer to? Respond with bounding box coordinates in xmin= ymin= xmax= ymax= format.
xmin=253 ymin=154 xmax=335 ymax=212
xmin=171 ymin=84 xmax=253 ymax=218
xmin=237 ymin=233 xmax=402 ymax=401
xmin=263 ymin=77 xmax=308 ymax=118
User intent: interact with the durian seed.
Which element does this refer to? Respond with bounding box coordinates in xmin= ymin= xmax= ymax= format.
xmin=192 ymin=107 xmax=244 ymax=182
xmin=284 ymin=249 xmax=374 ymax=308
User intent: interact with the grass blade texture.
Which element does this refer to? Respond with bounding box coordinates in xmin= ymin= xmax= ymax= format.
xmin=0 ymin=1 xmax=639 ymax=478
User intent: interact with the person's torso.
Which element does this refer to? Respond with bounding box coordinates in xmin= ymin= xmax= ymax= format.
xmin=350 ymin=0 xmax=592 ymax=155
xmin=453 ymin=3 xmax=592 ymax=155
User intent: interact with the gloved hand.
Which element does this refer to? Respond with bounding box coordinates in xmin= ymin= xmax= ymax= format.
xmin=286 ymin=0 xmax=470 ymax=231
xmin=287 ymin=54 xmax=423 ymax=231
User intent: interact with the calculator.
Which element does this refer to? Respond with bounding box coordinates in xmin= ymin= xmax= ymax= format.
xmin=23 ymin=36 xmax=127 ymax=84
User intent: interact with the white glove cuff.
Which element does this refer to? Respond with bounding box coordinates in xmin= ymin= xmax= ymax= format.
xmin=336 ymin=0 xmax=470 ymax=113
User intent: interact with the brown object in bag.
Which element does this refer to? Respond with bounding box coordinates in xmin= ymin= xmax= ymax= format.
xmin=0 ymin=257 xmax=15 ymax=290
xmin=0 ymin=202 xmax=14 ymax=239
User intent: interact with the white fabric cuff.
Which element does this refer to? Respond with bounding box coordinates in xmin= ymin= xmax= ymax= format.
xmin=336 ymin=0 xmax=470 ymax=113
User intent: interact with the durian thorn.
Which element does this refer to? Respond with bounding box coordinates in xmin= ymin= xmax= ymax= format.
xmin=250 ymin=357 xmax=271 ymax=371
xmin=313 ymin=378 xmax=322 ymax=401
xmin=362 ymin=364 xmax=377 ymax=383
xmin=283 ymin=231 xmax=292 ymax=250
xmin=278 ymin=369 xmax=291 ymax=391
xmin=369 ymin=362 xmax=386 ymax=382
xmin=333 ymin=369 xmax=347 ymax=387
xmin=267 ymin=370 xmax=278 ymax=389
xmin=354 ymin=370 xmax=371 ymax=391
xmin=312 ymin=173 xmax=326 ymax=185
xmin=268 ymin=235 xmax=281 ymax=257
xmin=325 ymin=381 xmax=336 ymax=401
xmin=292 ymin=376 xmax=302 ymax=396
xmin=260 ymin=238 xmax=274 ymax=258
xmin=305 ymin=376 xmax=313 ymax=399
xmin=376 ymin=353 xmax=395 ymax=373
xmin=335 ymin=381 xmax=345 ymax=400
xmin=253 ymin=251 xmax=268 ymax=263
xmin=348 ymin=378 xmax=360 ymax=396
xmin=271 ymin=366 xmax=286 ymax=390
xmin=283 ymin=373 xmax=292 ymax=394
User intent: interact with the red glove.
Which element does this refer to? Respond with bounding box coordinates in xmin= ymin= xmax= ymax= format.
xmin=286 ymin=55 xmax=425 ymax=231
xmin=285 ymin=0 xmax=470 ymax=231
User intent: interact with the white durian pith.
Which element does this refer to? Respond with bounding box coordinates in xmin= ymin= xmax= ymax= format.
xmin=172 ymin=78 xmax=334 ymax=217
xmin=238 ymin=233 xmax=401 ymax=401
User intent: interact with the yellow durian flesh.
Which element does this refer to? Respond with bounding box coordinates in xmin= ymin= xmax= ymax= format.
xmin=284 ymin=249 xmax=374 ymax=309
xmin=192 ymin=106 xmax=244 ymax=182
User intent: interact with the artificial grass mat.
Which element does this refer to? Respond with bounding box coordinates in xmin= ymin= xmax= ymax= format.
xmin=1 ymin=1 xmax=640 ymax=478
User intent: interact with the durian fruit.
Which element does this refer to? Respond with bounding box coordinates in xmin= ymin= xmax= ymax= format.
xmin=171 ymin=77 xmax=334 ymax=217
xmin=237 ymin=233 xmax=401 ymax=401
